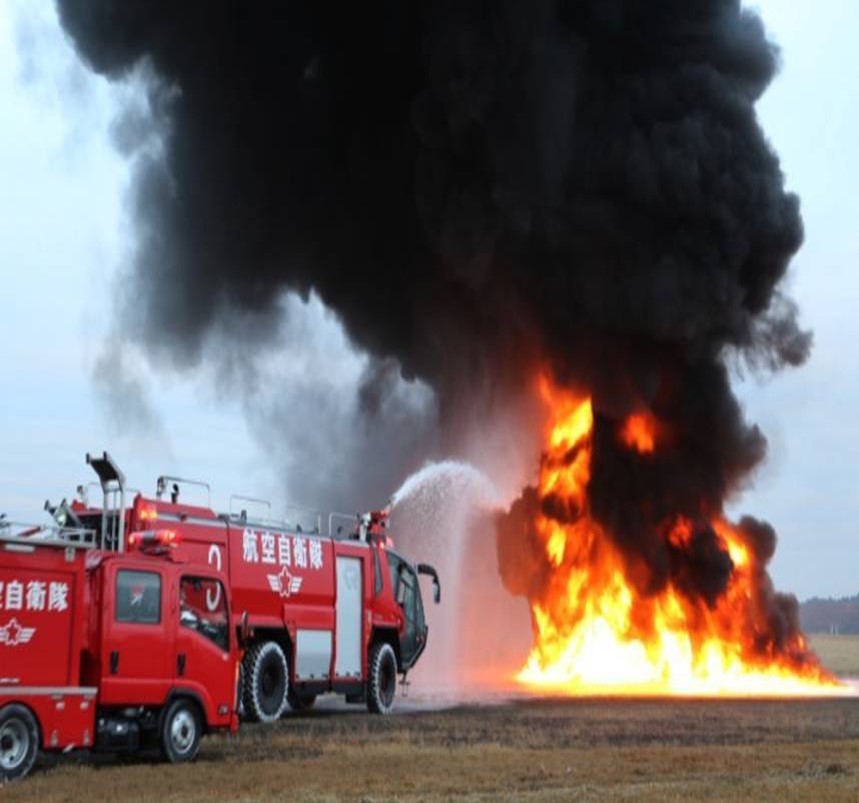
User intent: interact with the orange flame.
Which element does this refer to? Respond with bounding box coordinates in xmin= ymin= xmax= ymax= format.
xmin=517 ymin=375 xmax=845 ymax=697
xmin=620 ymin=411 xmax=657 ymax=453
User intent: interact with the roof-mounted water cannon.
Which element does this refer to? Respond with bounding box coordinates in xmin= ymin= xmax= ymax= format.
xmin=356 ymin=506 xmax=392 ymax=546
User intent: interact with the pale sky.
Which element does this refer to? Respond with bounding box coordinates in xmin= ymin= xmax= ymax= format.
xmin=0 ymin=0 xmax=856 ymax=599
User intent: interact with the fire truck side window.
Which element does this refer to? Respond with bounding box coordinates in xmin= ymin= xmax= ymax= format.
xmin=387 ymin=553 xmax=404 ymax=594
xmin=116 ymin=570 xmax=161 ymax=625
xmin=413 ymin=573 xmax=426 ymax=633
xmin=400 ymin=568 xmax=417 ymax=624
xmin=387 ymin=552 xmax=420 ymax=626
xmin=180 ymin=577 xmax=229 ymax=652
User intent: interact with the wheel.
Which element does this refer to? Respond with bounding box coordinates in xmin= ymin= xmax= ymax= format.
xmin=366 ymin=642 xmax=398 ymax=715
xmin=287 ymin=688 xmax=317 ymax=713
xmin=161 ymin=698 xmax=202 ymax=764
xmin=0 ymin=705 xmax=39 ymax=782
xmin=242 ymin=641 xmax=289 ymax=723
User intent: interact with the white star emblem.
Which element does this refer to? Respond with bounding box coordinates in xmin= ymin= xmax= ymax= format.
xmin=0 ymin=618 xmax=35 ymax=646
xmin=267 ymin=567 xmax=303 ymax=598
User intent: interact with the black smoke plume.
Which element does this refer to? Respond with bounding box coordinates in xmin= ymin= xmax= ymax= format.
xmin=58 ymin=1 xmax=811 ymax=643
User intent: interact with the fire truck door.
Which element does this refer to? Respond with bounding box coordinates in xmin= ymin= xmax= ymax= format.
xmin=335 ymin=556 xmax=363 ymax=678
xmin=100 ymin=565 xmax=170 ymax=705
xmin=386 ymin=553 xmax=427 ymax=669
xmin=397 ymin=565 xmax=421 ymax=667
xmin=175 ymin=575 xmax=233 ymax=725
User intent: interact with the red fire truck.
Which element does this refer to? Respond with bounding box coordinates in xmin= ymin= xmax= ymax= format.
xmin=0 ymin=453 xmax=440 ymax=781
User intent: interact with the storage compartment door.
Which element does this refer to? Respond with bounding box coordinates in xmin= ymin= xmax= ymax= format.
xmin=295 ymin=630 xmax=332 ymax=681
xmin=335 ymin=556 xmax=363 ymax=679
xmin=0 ymin=567 xmax=76 ymax=687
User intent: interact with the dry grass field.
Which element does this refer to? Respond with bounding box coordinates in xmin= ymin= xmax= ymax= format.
xmin=811 ymin=634 xmax=859 ymax=677
xmin=5 ymin=694 xmax=859 ymax=803
xmin=3 ymin=639 xmax=857 ymax=802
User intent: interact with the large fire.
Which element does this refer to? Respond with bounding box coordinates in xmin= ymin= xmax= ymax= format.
xmin=516 ymin=376 xmax=843 ymax=697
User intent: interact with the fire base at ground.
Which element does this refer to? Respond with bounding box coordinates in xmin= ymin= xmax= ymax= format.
xmin=497 ymin=376 xmax=848 ymax=699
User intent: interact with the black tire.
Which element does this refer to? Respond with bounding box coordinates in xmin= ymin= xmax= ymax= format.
xmin=242 ymin=641 xmax=289 ymax=723
xmin=160 ymin=698 xmax=202 ymax=764
xmin=287 ymin=688 xmax=317 ymax=713
xmin=367 ymin=642 xmax=398 ymax=715
xmin=0 ymin=705 xmax=39 ymax=782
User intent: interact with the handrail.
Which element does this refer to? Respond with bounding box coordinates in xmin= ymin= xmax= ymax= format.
xmin=72 ymin=485 xmax=140 ymax=510
xmin=328 ymin=512 xmax=357 ymax=538
xmin=76 ymin=482 xmax=101 ymax=506
xmin=225 ymin=513 xmax=287 ymax=530
xmin=284 ymin=505 xmax=322 ymax=535
xmin=156 ymin=475 xmax=211 ymax=508
xmin=0 ymin=521 xmax=96 ymax=548
xmin=224 ymin=504 xmax=323 ymax=536
xmin=230 ymin=495 xmax=272 ymax=519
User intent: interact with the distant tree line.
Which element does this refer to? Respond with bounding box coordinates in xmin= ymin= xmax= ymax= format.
xmin=800 ymin=595 xmax=859 ymax=634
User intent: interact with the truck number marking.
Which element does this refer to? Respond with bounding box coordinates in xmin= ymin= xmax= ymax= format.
xmin=207 ymin=545 xmax=223 ymax=611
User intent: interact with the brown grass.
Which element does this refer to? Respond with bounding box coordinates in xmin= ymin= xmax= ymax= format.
xmin=811 ymin=634 xmax=859 ymax=677
xmin=5 ymin=697 xmax=859 ymax=803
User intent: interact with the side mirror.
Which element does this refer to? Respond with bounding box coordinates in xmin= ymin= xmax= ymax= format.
xmin=239 ymin=610 xmax=252 ymax=647
xmin=396 ymin=576 xmax=407 ymax=606
xmin=417 ymin=563 xmax=441 ymax=605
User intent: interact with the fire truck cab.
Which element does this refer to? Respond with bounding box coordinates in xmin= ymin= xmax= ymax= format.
xmin=0 ymin=519 xmax=240 ymax=782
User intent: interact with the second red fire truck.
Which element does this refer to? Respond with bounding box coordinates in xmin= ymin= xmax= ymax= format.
xmin=0 ymin=452 xmax=440 ymax=781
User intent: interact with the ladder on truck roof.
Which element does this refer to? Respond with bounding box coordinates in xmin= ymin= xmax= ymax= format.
xmin=86 ymin=451 xmax=127 ymax=552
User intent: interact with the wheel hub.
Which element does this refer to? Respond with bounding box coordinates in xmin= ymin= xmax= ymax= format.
xmin=0 ymin=721 xmax=27 ymax=770
xmin=170 ymin=710 xmax=196 ymax=754
xmin=380 ymin=662 xmax=395 ymax=705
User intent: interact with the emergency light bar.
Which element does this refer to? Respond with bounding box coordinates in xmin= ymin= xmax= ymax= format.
xmin=127 ymin=529 xmax=178 ymax=549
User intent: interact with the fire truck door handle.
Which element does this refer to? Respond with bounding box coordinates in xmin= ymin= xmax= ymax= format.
xmin=110 ymin=650 xmax=119 ymax=675
xmin=177 ymin=652 xmax=186 ymax=676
